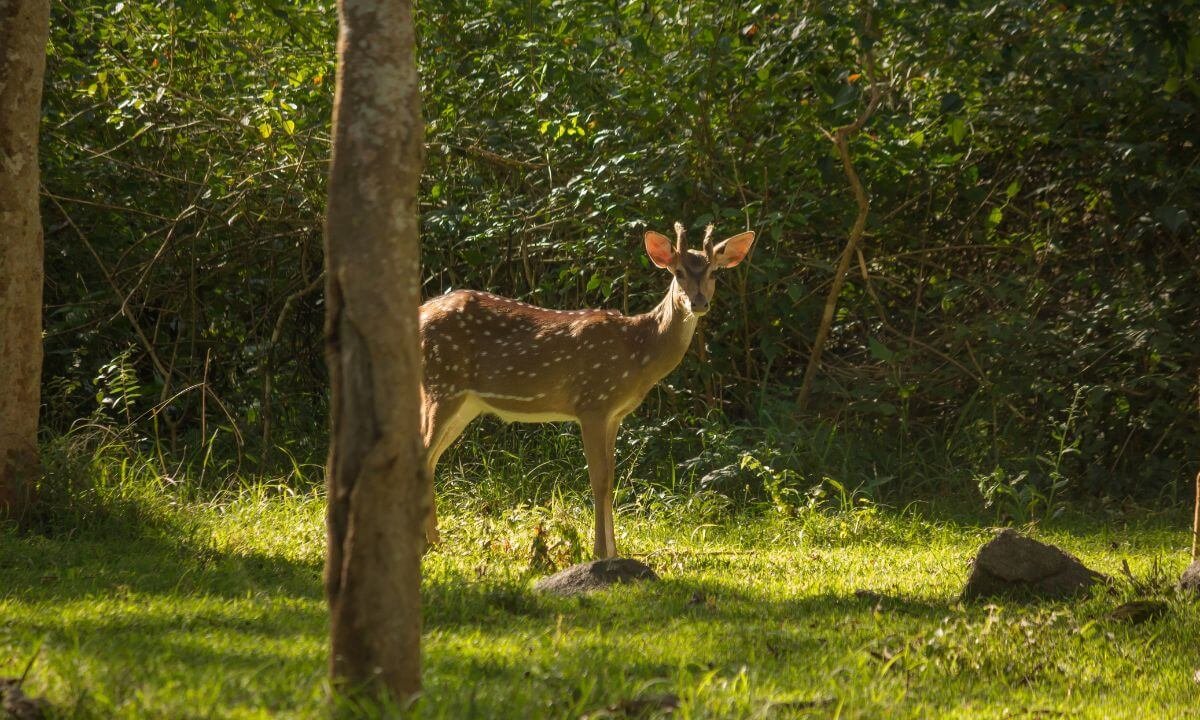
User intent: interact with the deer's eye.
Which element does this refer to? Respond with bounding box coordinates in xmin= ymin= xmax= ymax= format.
xmin=674 ymin=270 xmax=685 ymax=280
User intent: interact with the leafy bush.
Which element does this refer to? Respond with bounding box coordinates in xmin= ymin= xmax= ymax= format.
xmin=39 ymin=0 xmax=1200 ymax=501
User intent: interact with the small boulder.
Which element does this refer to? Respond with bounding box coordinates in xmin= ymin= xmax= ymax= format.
xmin=962 ymin=528 xmax=1105 ymax=601
xmin=1180 ymin=559 xmax=1200 ymax=593
xmin=533 ymin=558 xmax=658 ymax=596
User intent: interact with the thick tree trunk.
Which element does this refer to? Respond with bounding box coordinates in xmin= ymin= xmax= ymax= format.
xmin=323 ymin=0 xmax=425 ymax=705
xmin=0 ymin=0 xmax=51 ymax=520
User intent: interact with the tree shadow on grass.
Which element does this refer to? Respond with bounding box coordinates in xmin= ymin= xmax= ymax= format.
xmin=421 ymin=564 xmax=954 ymax=633
xmin=0 ymin=525 xmax=329 ymax=715
xmin=417 ymin=574 xmax=962 ymax=718
xmin=0 ymin=528 xmax=324 ymax=605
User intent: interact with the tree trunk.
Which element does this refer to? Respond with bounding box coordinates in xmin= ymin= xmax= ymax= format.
xmin=0 ymin=0 xmax=51 ymax=520
xmin=323 ymin=0 xmax=425 ymax=706
xmin=1192 ymin=468 xmax=1199 ymax=560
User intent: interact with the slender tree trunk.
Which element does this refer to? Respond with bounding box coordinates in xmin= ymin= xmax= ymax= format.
xmin=1192 ymin=468 xmax=1199 ymax=560
xmin=0 ymin=0 xmax=51 ymax=520
xmin=323 ymin=0 xmax=425 ymax=705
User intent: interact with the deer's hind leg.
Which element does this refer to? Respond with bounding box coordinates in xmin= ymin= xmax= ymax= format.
xmin=422 ymin=392 xmax=477 ymax=547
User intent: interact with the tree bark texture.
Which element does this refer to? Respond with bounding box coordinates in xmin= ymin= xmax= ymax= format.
xmin=0 ymin=0 xmax=50 ymax=519
xmin=323 ymin=0 xmax=425 ymax=704
xmin=1193 ymin=468 xmax=1199 ymax=559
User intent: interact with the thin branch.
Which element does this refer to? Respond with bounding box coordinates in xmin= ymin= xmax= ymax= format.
xmin=853 ymin=247 xmax=982 ymax=384
xmin=430 ymin=141 xmax=546 ymax=171
xmin=797 ymin=11 xmax=883 ymax=410
xmin=44 ymin=189 xmax=173 ymax=384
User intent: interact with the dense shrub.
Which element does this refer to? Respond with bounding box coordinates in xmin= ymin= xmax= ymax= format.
xmin=40 ymin=0 xmax=1199 ymax=501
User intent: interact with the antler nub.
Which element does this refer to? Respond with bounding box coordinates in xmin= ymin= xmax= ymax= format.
xmin=673 ymin=221 xmax=686 ymax=255
xmin=702 ymin=224 xmax=715 ymax=260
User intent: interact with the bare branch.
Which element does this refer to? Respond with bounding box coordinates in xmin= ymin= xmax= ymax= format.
xmin=797 ymin=7 xmax=885 ymax=411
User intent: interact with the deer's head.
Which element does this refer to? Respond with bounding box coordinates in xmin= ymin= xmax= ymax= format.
xmin=644 ymin=222 xmax=756 ymax=317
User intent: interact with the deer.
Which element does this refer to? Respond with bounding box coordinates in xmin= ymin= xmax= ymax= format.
xmin=418 ymin=222 xmax=756 ymax=559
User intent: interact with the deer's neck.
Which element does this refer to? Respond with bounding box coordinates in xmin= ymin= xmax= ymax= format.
xmin=638 ymin=284 xmax=698 ymax=378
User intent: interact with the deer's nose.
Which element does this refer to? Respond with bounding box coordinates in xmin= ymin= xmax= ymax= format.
xmin=692 ymin=295 xmax=709 ymax=313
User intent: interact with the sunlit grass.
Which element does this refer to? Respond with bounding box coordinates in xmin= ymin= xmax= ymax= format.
xmin=4 ymin=459 xmax=1198 ymax=719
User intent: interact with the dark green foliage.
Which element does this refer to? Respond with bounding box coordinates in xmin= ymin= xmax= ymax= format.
xmin=40 ymin=0 xmax=1200 ymax=501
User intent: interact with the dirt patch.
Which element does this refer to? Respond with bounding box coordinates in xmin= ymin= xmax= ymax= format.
xmin=1180 ymin=559 xmax=1200 ymax=593
xmin=533 ymin=558 xmax=658 ymax=596
xmin=962 ymin=528 xmax=1105 ymax=601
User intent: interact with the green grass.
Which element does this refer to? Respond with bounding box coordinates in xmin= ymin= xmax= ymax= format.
xmin=2 ymin=453 xmax=1198 ymax=718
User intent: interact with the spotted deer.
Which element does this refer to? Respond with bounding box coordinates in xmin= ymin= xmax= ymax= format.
xmin=419 ymin=223 xmax=756 ymax=558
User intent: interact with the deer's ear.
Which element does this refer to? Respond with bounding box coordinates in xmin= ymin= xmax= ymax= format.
xmin=712 ymin=231 xmax=756 ymax=268
xmin=644 ymin=231 xmax=676 ymax=268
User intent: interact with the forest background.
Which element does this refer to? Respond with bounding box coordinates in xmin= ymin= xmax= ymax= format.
xmin=36 ymin=0 xmax=1199 ymax=519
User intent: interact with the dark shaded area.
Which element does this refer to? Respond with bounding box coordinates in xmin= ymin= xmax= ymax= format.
xmin=580 ymin=692 xmax=679 ymax=719
xmin=1107 ymin=599 xmax=1169 ymax=625
xmin=0 ymin=678 xmax=49 ymax=720
xmin=962 ymin=528 xmax=1106 ymax=601
xmin=534 ymin=558 xmax=659 ymax=596
xmin=0 ymin=529 xmax=323 ymax=606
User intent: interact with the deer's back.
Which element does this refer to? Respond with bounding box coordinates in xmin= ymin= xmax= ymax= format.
xmin=419 ymin=290 xmax=653 ymax=421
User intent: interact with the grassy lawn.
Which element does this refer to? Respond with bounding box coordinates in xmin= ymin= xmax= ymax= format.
xmin=2 ymin=479 xmax=1197 ymax=718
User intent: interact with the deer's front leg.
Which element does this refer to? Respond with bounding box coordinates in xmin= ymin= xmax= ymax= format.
xmin=581 ymin=417 xmax=619 ymax=559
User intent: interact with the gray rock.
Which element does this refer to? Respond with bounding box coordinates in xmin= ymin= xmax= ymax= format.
xmin=533 ymin=558 xmax=658 ymax=596
xmin=962 ymin=528 xmax=1105 ymax=601
xmin=1180 ymin=558 xmax=1200 ymax=592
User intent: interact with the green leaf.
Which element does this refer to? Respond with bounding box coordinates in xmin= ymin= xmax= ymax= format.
xmin=1005 ymin=180 xmax=1020 ymax=199
xmin=868 ymin=337 xmax=895 ymax=361
xmin=948 ymin=117 xmax=966 ymax=146
xmin=1153 ymin=206 xmax=1189 ymax=234
xmin=832 ymin=83 xmax=859 ymax=110
xmin=987 ymin=207 xmax=1003 ymax=227
xmin=257 ymin=122 xmax=272 ymax=139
